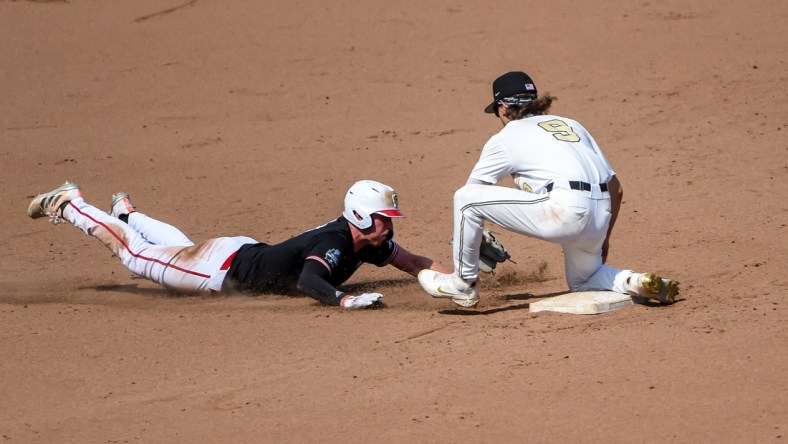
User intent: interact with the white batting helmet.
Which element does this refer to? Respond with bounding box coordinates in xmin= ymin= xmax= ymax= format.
xmin=343 ymin=180 xmax=404 ymax=229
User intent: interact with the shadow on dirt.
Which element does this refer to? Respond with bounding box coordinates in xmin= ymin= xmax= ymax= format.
xmin=86 ymin=283 xmax=196 ymax=298
xmin=341 ymin=277 xmax=415 ymax=293
xmin=438 ymin=290 xmax=568 ymax=316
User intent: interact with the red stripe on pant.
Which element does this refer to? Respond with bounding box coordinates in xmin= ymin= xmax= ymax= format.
xmin=70 ymin=202 xmax=211 ymax=279
xmin=220 ymin=251 xmax=237 ymax=271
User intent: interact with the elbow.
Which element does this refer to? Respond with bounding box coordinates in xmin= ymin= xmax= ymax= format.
xmin=296 ymin=276 xmax=311 ymax=294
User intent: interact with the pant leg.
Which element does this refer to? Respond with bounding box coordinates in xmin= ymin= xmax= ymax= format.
xmin=63 ymin=198 xmax=250 ymax=292
xmin=563 ymin=243 xmax=624 ymax=292
xmin=569 ymin=256 xmax=632 ymax=294
xmin=562 ymin=197 xmax=632 ymax=293
xmin=126 ymin=211 xmax=194 ymax=247
xmin=453 ymin=184 xmax=588 ymax=282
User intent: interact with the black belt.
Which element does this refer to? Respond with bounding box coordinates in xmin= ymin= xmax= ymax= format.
xmin=546 ymin=181 xmax=609 ymax=192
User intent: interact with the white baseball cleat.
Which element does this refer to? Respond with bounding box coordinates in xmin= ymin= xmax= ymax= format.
xmin=27 ymin=181 xmax=81 ymax=224
xmin=108 ymin=192 xmax=136 ymax=218
xmin=626 ymin=272 xmax=679 ymax=304
xmin=418 ymin=270 xmax=479 ymax=308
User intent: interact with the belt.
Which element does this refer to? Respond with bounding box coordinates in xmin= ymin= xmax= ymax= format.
xmin=546 ymin=181 xmax=609 ymax=193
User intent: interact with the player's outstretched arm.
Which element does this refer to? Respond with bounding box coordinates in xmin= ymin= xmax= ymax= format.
xmin=389 ymin=247 xmax=451 ymax=277
xmin=296 ymin=261 xmax=382 ymax=309
xmin=296 ymin=260 xmax=348 ymax=306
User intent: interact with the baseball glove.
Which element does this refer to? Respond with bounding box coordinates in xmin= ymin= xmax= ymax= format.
xmin=479 ymin=229 xmax=511 ymax=273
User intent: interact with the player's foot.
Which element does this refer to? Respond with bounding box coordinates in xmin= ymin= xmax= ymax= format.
xmin=108 ymin=192 xmax=136 ymax=218
xmin=626 ymin=272 xmax=679 ymax=304
xmin=418 ymin=270 xmax=479 ymax=308
xmin=27 ymin=181 xmax=81 ymax=224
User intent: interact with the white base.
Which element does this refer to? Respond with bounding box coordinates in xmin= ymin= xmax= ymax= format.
xmin=529 ymin=291 xmax=633 ymax=315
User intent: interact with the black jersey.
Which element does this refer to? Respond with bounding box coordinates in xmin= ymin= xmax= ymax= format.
xmin=224 ymin=216 xmax=399 ymax=305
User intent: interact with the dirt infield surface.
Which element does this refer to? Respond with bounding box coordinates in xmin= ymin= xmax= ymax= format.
xmin=1 ymin=0 xmax=786 ymax=442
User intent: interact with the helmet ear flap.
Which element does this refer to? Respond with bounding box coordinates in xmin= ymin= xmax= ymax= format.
xmin=344 ymin=200 xmax=373 ymax=229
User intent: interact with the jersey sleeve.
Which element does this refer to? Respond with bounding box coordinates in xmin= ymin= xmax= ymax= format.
xmin=296 ymin=234 xmax=353 ymax=306
xmin=296 ymin=260 xmax=345 ymax=306
xmin=468 ymin=135 xmax=514 ymax=184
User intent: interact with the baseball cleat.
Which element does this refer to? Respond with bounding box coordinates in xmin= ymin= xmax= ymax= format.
xmin=27 ymin=181 xmax=81 ymax=224
xmin=108 ymin=192 xmax=136 ymax=218
xmin=627 ymin=272 xmax=679 ymax=304
xmin=418 ymin=270 xmax=480 ymax=308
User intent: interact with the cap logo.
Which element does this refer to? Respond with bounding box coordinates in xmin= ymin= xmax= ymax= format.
xmin=525 ymin=84 xmax=535 ymax=91
xmin=385 ymin=190 xmax=398 ymax=208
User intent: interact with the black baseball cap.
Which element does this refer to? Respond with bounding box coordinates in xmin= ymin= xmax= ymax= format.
xmin=484 ymin=71 xmax=538 ymax=114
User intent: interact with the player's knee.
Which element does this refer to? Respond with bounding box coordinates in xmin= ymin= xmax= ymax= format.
xmin=453 ymin=185 xmax=475 ymax=207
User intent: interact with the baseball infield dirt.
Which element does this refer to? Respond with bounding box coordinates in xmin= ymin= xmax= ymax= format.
xmin=1 ymin=0 xmax=786 ymax=442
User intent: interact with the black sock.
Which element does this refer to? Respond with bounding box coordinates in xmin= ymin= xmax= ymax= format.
xmin=57 ymin=202 xmax=70 ymax=218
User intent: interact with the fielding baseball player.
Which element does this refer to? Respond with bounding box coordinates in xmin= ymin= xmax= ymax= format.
xmin=418 ymin=71 xmax=680 ymax=308
xmin=27 ymin=179 xmax=448 ymax=309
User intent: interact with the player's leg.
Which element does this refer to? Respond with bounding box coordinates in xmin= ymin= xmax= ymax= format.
xmin=29 ymin=182 xmax=252 ymax=293
xmin=126 ymin=212 xmax=194 ymax=246
xmin=563 ymin=243 xmax=626 ymax=292
xmin=67 ymin=200 xmax=258 ymax=292
xmin=560 ymin=195 xmax=622 ymax=292
xmin=420 ymin=184 xmax=564 ymax=307
xmin=563 ymin=198 xmax=678 ymax=303
xmin=109 ymin=193 xmax=194 ymax=247
xmin=566 ymin=245 xmax=679 ymax=304
xmin=452 ymin=184 xmax=584 ymax=282
xmin=64 ymin=198 xmax=215 ymax=291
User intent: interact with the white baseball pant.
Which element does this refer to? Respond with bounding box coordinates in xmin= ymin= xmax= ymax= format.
xmin=453 ymin=183 xmax=631 ymax=292
xmin=63 ymin=198 xmax=256 ymax=292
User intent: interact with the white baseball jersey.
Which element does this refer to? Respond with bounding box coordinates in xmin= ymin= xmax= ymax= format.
xmin=469 ymin=114 xmax=615 ymax=194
